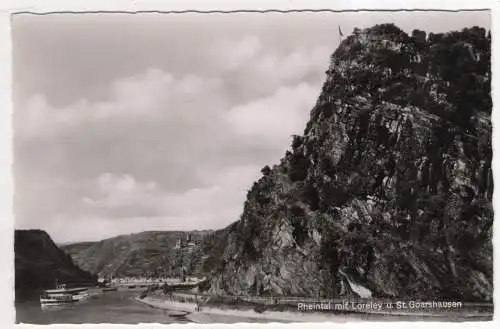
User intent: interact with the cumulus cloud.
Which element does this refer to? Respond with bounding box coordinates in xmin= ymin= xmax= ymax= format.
xmin=227 ymin=82 xmax=320 ymax=147
xmin=42 ymin=165 xmax=261 ymax=242
xmin=82 ymin=173 xmax=162 ymax=218
xmin=108 ymin=69 xmax=224 ymax=118
xmin=18 ymin=94 xmax=90 ymax=139
xmin=207 ymin=36 xmax=329 ymax=100
xmin=82 ymin=165 xmax=259 ymax=219
xmin=209 ymin=35 xmax=263 ymax=70
xmin=17 ymin=36 xmax=328 ymax=142
xmin=15 ymin=31 xmax=329 ymax=243
xmin=17 ymin=68 xmax=226 ymax=139
xmin=14 ymin=12 xmax=492 ymax=242
xmin=249 ymin=45 xmax=330 ymax=87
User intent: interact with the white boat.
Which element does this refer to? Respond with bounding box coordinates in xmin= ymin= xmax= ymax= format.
xmin=40 ymin=283 xmax=90 ymax=306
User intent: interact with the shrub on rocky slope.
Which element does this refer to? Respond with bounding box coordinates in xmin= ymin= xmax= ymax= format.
xmin=208 ymin=24 xmax=492 ymax=302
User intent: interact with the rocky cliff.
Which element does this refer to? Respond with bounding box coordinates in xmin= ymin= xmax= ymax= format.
xmin=209 ymin=24 xmax=492 ymax=302
xmin=15 ymin=230 xmax=97 ymax=295
xmin=62 ymin=230 xmax=212 ymax=278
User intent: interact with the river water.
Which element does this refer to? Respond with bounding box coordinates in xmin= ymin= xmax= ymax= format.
xmin=16 ymin=288 xmax=190 ymax=324
xmin=16 ymin=288 xmax=493 ymax=324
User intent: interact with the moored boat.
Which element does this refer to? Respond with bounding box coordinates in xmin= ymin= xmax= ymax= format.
xmin=40 ymin=283 xmax=90 ymax=306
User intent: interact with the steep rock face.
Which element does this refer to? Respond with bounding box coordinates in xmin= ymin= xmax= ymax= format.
xmin=62 ymin=231 xmax=212 ymax=278
xmin=210 ymin=25 xmax=492 ymax=301
xmin=15 ymin=230 xmax=97 ymax=294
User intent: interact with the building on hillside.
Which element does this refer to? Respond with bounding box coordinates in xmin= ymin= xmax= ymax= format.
xmin=174 ymin=233 xmax=201 ymax=250
xmin=174 ymin=239 xmax=181 ymax=249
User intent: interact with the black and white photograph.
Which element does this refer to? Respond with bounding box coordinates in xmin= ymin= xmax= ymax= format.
xmin=11 ymin=7 xmax=493 ymax=324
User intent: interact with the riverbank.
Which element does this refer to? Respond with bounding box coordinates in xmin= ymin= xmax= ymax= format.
xmin=135 ymin=295 xmax=494 ymax=323
xmin=136 ymin=296 xmax=350 ymax=323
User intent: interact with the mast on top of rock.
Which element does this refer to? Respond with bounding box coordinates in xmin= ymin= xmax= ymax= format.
xmin=338 ymin=25 xmax=353 ymax=95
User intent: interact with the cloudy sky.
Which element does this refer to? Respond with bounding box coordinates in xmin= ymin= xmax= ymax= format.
xmin=12 ymin=11 xmax=489 ymax=243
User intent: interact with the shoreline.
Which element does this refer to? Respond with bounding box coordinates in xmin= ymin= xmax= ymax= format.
xmin=135 ymin=296 xmax=349 ymax=323
xmin=135 ymin=295 xmax=493 ymax=323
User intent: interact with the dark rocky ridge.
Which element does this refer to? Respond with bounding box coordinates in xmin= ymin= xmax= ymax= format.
xmin=15 ymin=229 xmax=97 ymax=295
xmin=208 ymin=24 xmax=492 ymax=302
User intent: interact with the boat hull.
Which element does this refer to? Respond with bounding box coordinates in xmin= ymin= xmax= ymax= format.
xmin=72 ymin=292 xmax=90 ymax=301
xmin=40 ymin=288 xmax=90 ymax=306
xmin=40 ymin=298 xmax=77 ymax=305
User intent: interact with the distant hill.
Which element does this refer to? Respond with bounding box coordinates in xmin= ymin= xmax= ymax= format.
xmin=61 ymin=230 xmax=213 ymax=278
xmin=15 ymin=229 xmax=97 ymax=295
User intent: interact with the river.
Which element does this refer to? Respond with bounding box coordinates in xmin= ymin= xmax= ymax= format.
xmin=15 ymin=288 xmax=494 ymax=324
xmin=15 ymin=288 xmax=190 ymax=324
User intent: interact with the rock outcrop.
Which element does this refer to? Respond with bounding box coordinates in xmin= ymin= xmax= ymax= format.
xmin=15 ymin=230 xmax=97 ymax=295
xmin=208 ymin=24 xmax=492 ymax=302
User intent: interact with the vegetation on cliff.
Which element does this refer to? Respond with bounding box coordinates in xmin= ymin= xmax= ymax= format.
xmin=208 ymin=24 xmax=492 ymax=302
